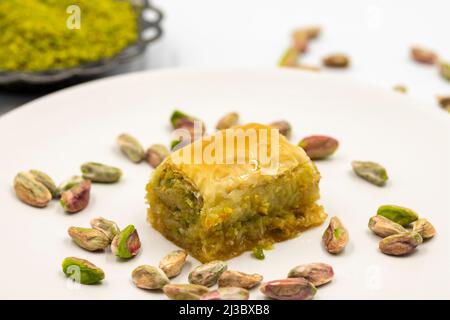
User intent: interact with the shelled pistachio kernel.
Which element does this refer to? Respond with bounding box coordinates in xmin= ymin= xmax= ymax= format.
xmin=90 ymin=217 xmax=120 ymax=242
xmin=60 ymin=180 xmax=91 ymax=213
xmin=439 ymin=62 xmax=450 ymax=81
xmin=299 ymin=135 xmax=339 ymax=160
xmin=377 ymin=205 xmax=418 ymax=227
xmin=111 ymin=225 xmax=141 ymax=259
xmin=163 ymin=284 xmax=209 ymax=300
xmin=437 ymin=96 xmax=450 ymax=111
xmin=410 ymin=46 xmax=438 ymax=65
xmin=201 ymin=287 xmax=250 ymax=300
xmin=29 ymin=170 xmax=58 ymax=198
xmin=260 ymin=278 xmax=317 ymax=300
xmin=81 ymin=162 xmax=122 ymax=183
xmin=379 ymin=232 xmax=423 ymax=256
xmin=62 ymin=257 xmax=105 ymax=285
xmin=368 ymin=215 xmax=406 ymax=238
xmin=188 ymin=260 xmax=227 ymax=287
xmin=132 ymin=265 xmax=170 ymax=290
xmin=352 ymin=161 xmax=388 ymax=187
xmin=322 ymin=53 xmax=350 ymax=68
xmin=410 ymin=218 xmax=436 ymax=239
xmin=322 ymin=216 xmax=349 ymax=254
xmin=58 ymin=176 xmax=84 ymax=193
xmin=146 ymin=144 xmax=170 ymax=168
xmin=288 ymin=263 xmax=334 ymax=287
xmin=13 ymin=172 xmax=52 ymax=208
xmin=269 ymin=120 xmax=292 ymax=139
xmin=216 ymin=112 xmax=239 ymax=130
xmin=117 ymin=133 xmax=145 ymax=163
xmin=159 ymin=250 xmax=188 ymax=278
xmin=218 ymin=270 xmax=263 ymax=289
xmin=68 ymin=227 xmax=110 ymax=251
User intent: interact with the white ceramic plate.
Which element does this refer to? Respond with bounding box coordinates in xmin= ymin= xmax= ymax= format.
xmin=0 ymin=68 xmax=449 ymax=300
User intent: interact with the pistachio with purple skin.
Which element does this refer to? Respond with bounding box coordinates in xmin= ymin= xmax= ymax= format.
xmin=132 ymin=265 xmax=170 ymax=290
xmin=299 ymin=135 xmax=339 ymax=160
xmin=146 ymin=144 xmax=170 ymax=168
xmin=411 ymin=47 xmax=438 ymax=65
xmin=218 ymin=270 xmax=263 ymax=289
xmin=270 ymin=121 xmax=292 ymax=139
xmin=163 ymin=284 xmax=209 ymax=300
xmin=379 ymin=232 xmax=423 ymax=256
xmin=68 ymin=227 xmax=110 ymax=251
xmin=260 ymin=278 xmax=317 ymax=300
xmin=159 ymin=250 xmax=188 ymax=278
xmin=288 ymin=263 xmax=334 ymax=287
xmin=188 ymin=260 xmax=227 ymax=287
xmin=322 ymin=216 xmax=349 ymax=254
xmin=201 ymin=287 xmax=250 ymax=300
xmin=60 ymin=180 xmax=91 ymax=213
xmin=410 ymin=218 xmax=436 ymax=240
xmin=111 ymin=225 xmax=141 ymax=259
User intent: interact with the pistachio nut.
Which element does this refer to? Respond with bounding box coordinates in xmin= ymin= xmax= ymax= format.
xmin=117 ymin=133 xmax=145 ymax=163
xmin=218 ymin=270 xmax=263 ymax=289
xmin=90 ymin=217 xmax=120 ymax=242
xmin=132 ymin=265 xmax=170 ymax=290
xmin=437 ymin=96 xmax=450 ymax=111
xmin=260 ymin=278 xmax=316 ymax=300
xmin=294 ymin=26 xmax=321 ymax=40
xmin=279 ymin=47 xmax=299 ymax=68
xmin=440 ymin=62 xmax=450 ymax=81
xmin=411 ymin=47 xmax=438 ymax=65
xmin=377 ymin=205 xmax=419 ymax=227
xmin=81 ymin=162 xmax=122 ymax=183
xmin=188 ymin=260 xmax=227 ymax=287
xmin=322 ymin=216 xmax=349 ymax=254
xmin=163 ymin=284 xmax=209 ymax=300
xmin=216 ymin=112 xmax=239 ymax=130
xmin=60 ymin=180 xmax=91 ymax=213
xmin=58 ymin=176 xmax=84 ymax=193
xmin=379 ymin=232 xmax=423 ymax=256
xmin=322 ymin=53 xmax=350 ymax=68
xmin=291 ymin=31 xmax=308 ymax=53
xmin=201 ymin=287 xmax=250 ymax=300
xmin=111 ymin=225 xmax=141 ymax=259
xmin=170 ymin=110 xmax=206 ymax=133
xmin=352 ymin=161 xmax=389 ymax=187
xmin=368 ymin=215 xmax=406 ymax=238
xmin=13 ymin=172 xmax=52 ymax=208
xmin=269 ymin=121 xmax=292 ymax=139
xmin=68 ymin=227 xmax=110 ymax=251
xmin=393 ymin=85 xmax=407 ymax=94
xmin=159 ymin=249 xmax=188 ymax=278
xmin=252 ymin=247 xmax=265 ymax=260
xmin=410 ymin=218 xmax=436 ymax=240
xmin=29 ymin=170 xmax=58 ymax=198
xmin=62 ymin=257 xmax=105 ymax=285
xmin=299 ymin=135 xmax=339 ymax=160
xmin=170 ymin=110 xmax=190 ymax=128
xmin=287 ymin=263 xmax=334 ymax=287
xmin=146 ymin=144 xmax=170 ymax=169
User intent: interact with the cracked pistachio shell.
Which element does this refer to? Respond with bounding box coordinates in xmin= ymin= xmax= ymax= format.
xmin=60 ymin=180 xmax=91 ymax=213
xmin=379 ymin=232 xmax=423 ymax=256
xmin=322 ymin=216 xmax=349 ymax=254
xmin=68 ymin=227 xmax=110 ymax=251
xmin=117 ymin=133 xmax=145 ymax=163
xmin=132 ymin=265 xmax=170 ymax=290
xmin=188 ymin=261 xmax=227 ymax=287
xmin=288 ymin=263 xmax=334 ymax=287
xmin=369 ymin=215 xmax=406 ymax=238
xmin=29 ymin=170 xmax=58 ymax=198
xmin=218 ymin=270 xmax=263 ymax=289
xmin=352 ymin=161 xmax=388 ymax=187
xmin=163 ymin=284 xmax=209 ymax=300
xmin=201 ymin=287 xmax=250 ymax=300
xmin=159 ymin=250 xmax=188 ymax=278
xmin=260 ymin=278 xmax=317 ymax=300
xmin=13 ymin=172 xmax=52 ymax=208
xmin=62 ymin=257 xmax=104 ymax=285
xmin=81 ymin=162 xmax=122 ymax=183
xmin=111 ymin=225 xmax=141 ymax=259
xmin=377 ymin=205 xmax=418 ymax=227
xmin=410 ymin=218 xmax=436 ymax=240
xmin=90 ymin=217 xmax=120 ymax=242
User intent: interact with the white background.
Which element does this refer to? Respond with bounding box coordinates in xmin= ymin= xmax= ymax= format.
xmin=0 ymin=0 xmax=449 ymax=115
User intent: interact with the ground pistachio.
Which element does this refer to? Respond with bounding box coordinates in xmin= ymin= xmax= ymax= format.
xmin=379 ymin=232 xmax=423 ymax=256
xmin=269 ymin=121 xmax=292 ymax=139
xmin=68 ymin=227 xmax=110 ymax=251
xmin=159 ymin=250 xmax=188 ymax=278
xmin=352 ymin=161 xmax=388 ymax=186
xmin=117 ymin=133 xmax=145 ymax=163
xmin=368 ymin=215 xmax=406 ymax=238
xmin=377 ymin=205 xmax=418 ymax=227
xmin=322 ymin=53 xmax=350 ymax=68
xmin=146 ymin=144 xmax=170 ymax=168
xmin=163 ymin=284 xmax=209 ymax=300
xmin=410 ymin=218 xmax=436 ymax=240
xmin=13 ymin=172 xmax=52 ymax=208
xmin=60 ymin=180 xmax=91 ymax=213
xmin=62 ymin=257 xmax=105 ymax=285
xmin=201 ymin=287 xmax=250 ymax=300
xmin=260 ymin=278 xmax=316 ymax=300
xmin=188 ymin=260 xmax=227 ymax=287
xmin=216 ymin=112 xmax=239 ymax=130
xmin=322 ymin=216 xmax=349 ymax=254
xmin=218 ymin=270 xmax=263 ymax=289
xmin=90 ymin=217 xmax=120 ymax=242
xmin=299 ymin=135 xmax=339 ymax=160
xmin=81 ymin=162 xmax=122 ymax=183
xmin=111 ymin=225 xmax=141 ymax=259
xmin=132 ymin=265 xmax=170 ymax=290
xmin=29 ymin=170 xmax=58 ymax=198
xmin=288 ymin=263 xmax=334 ymax=287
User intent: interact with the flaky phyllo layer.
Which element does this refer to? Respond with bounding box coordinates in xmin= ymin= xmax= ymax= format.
xmin=146 ymin=123 xmax=327 ymax=262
